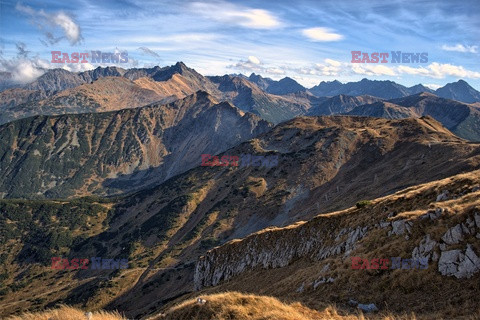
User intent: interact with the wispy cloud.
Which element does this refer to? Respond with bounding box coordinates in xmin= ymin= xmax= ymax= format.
xmin=351 ymin=64 xmax=396 ymax=76
xmin=126 ymin=33 xmax=220 ymax=44
xmin=398 ymin=62 xmax=480 ymax=79
xmin=441 ymin=44 xmax=478 ymax=53
xmin=138 ymin=47 xmax=161 ymax=58
xmin=229 ymin=55 xmax=480 ymax=83
xmin=190 ymin=1 xmax=282 ymax=29
xmin=230 ymin=56 xmax=264 ymax=73
xmin=15 ymin=3 xmax=82 ymax=45
xmin=302 ymin=27 xmax=344 ymax=42
xmin=313 ymin=59 xmax=342 ymax=76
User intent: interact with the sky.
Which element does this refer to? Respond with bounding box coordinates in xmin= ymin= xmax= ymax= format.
xmin=0 ymin=0 xmax=479 ymax=89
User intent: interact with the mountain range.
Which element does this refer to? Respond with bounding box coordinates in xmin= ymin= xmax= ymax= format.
xmin=1 ymin=63 xmax=480 ymax=127
xmin=1 ymin=62 xmax=480 ymax=201
xmin=1 ymin=115 xmax=479 ymax=318
xmin=1 ymin=62 xmax=480 ymax=319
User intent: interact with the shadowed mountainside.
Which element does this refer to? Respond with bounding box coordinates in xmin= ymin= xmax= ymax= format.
xmin=0 ymin=91 xmax=271 ymax=198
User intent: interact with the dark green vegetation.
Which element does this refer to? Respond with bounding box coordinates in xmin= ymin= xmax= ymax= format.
xmin=0 ymin=197 xmax=113 ymax=302
xmin=355 ymin=200 xmax=372 ymax=208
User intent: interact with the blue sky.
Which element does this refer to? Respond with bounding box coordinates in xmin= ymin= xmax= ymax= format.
xmin=1 ymin=0 xmax=479 ymax=89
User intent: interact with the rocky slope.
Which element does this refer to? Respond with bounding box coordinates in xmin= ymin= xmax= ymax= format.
xmin=0 ymin=91 xmax=271 ymax=198
xmin=0 ymin=77 xmax=173 ymax=125
xmin=25 ymin=67 xmax=127 ymax=94
xmin=0 ymin=63 xmax=316 ymax=126
xmin=193 ymin=170 xmax=480 ymax=318
xmin=307 ymin=94 xmax=383 ymax=116
xmin=209 ymin=75 xmax=319 ymax=123
xmin=98 ymin=116 xmax=479 ymax=317
xmin=265 ymin=77 xmax=306 ymax=95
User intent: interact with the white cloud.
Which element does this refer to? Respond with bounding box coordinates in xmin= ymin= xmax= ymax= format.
xmin=441 ymin=44 xmax=478 ymax=53
xmin=423 ymin=83 xmax=442 ymax=90
xmin=229 ymin=54 xmax=480 ymax=83
xmin=302 ymin=27 xmax=344 ymax=42
xmin=230 ymin=56 xmax=263 ymax=73
xmin=351 ymin=64 xmax=396 ymax=76
xmin=325 ymin=58 xmax=341 ymax=67
xmin=190 ymin=2 xmax=281 ymax=29
xmin=0 ymin=54 xmax=48 ymax=84
xmin=308 ymin=58 xmax=343 ymax=76
xmin=52 ymin=12 xmax=82 ymax=45
xmin=398 ymin=63 xmax=480 ymax=79
xmin=15 ymin=3 xmax=82 ymax=45
xmin=229 ymin=56 xmax=289 ymax=77
xmin=248 ymin=56 xmax=261 ymax=65
xmin=265 ymin=67 xmax=285 ymax=75
xmin=397 ymin=65 xmax=430 ymax=76
xmin=314 ymin=64 xmax=339 ymax=76
xmin=60 ymin=62 xmax=96 ymax=73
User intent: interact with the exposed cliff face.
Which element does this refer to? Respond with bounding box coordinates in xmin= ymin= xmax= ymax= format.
xmin=194 ymin=220 xmax=370 ymax=289
xmin=0 ymin=91 xmax=271 ymax=198
xmin=193 ymin=170 xmax=480 ymax=317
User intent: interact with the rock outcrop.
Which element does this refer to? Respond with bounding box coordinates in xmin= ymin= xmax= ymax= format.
xmin=194 ymin=173 xmax=480 ymax=290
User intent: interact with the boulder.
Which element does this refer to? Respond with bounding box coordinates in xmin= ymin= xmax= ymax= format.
xmin=441 ymin=224 xmax=465 ymax=245
xmin=358 ymin=303 xmax=378 ymax=313
xmin=438 ymin=245 xmax=480 ymax=278
xmin=436 ymin=190 xmax=449 ymax=202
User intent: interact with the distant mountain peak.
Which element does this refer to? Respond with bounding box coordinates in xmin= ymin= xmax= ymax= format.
xmin=266 ymin=77 xmax=305 ymax=95
xmin=174 ymin=61 xmax=189 ymax=70
xmin=435 ymin=79 xmax=480 ymax=103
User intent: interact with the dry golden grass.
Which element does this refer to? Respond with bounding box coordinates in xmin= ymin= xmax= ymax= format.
xmin=150 ymin=292 xmax=423 ymax=320
xmin=5 ymin=305 xmax=124 ymax=320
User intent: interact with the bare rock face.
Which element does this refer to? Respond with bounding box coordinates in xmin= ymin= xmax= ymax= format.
xmin=438 ymin=245 xmax=480 ymax=278
xmin=389 ymin=219 xmax=413 ymax=236
xmin=412 ymin=235 xmax=438 ymax=262
xmin=194 ymin=221 xmax=369 ymax=290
